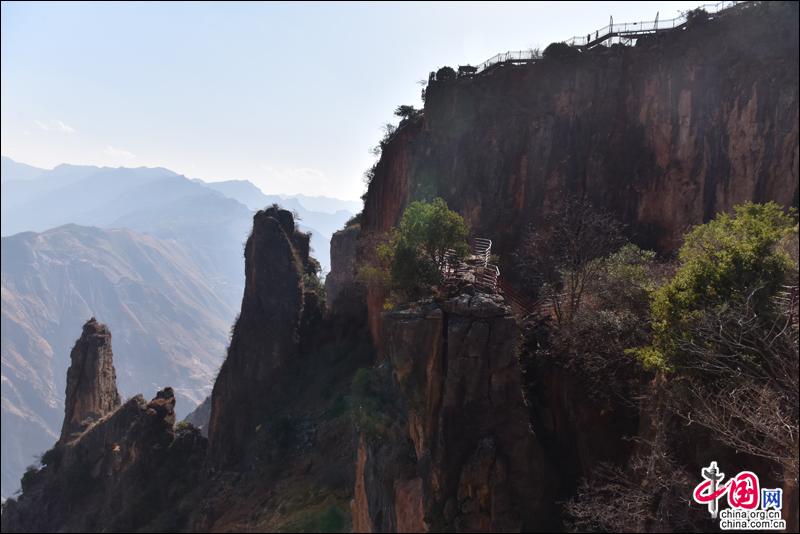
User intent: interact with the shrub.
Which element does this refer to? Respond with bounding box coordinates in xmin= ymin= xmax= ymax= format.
xmin=175 ymin=421 xmax=194 ymax=432
xmin=632 ymin=202 xmax=797 ymax=370
xmin=394 ymin=105 xmax=421 ymax=124
xmin=359 ymin=198 xmax=468 ymax=303
xmin=343 ymin=212 xmax=362 ymax=229
xmin=543 ymin=42 xmax=579 ymax=60
xmin=435 ymin=66 xmax=456 ymax=81
xmin=350 ymin=368 xmax=393 ymax=439
xmin=391 ymin=198 xmax=469 ymax=300
xmin=21 ymin=464 xmax=39 ymax=490
xmin=40 ymin=445 xmax=64 ymax=468
xmin=514 ymin=198 xmax=625 ymax=323
xmin=685 ymin=7 xmax=709 ymax=26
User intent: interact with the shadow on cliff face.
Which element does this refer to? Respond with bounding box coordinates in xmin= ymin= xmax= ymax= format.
xmin=351 ymin=290 xmax=561 ymax=532
xmin=195 ymin=205 xmax=376 ymax=532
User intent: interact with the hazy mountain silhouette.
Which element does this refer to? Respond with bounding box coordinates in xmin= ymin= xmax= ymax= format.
xmin=1 ymin=157 xmax=357 ymax=273
xmin=0 ymin=156 xmax=45 ymax=184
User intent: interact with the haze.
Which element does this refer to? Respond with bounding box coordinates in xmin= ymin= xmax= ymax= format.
xmin=2 ymin=1 xmax=702 ymax=200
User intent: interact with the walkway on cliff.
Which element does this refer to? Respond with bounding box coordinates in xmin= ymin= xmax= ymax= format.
xmin=464 ymin=1 xmax=745 ymax=75
xmin=443 ymin=238 xmax=565 ymax=320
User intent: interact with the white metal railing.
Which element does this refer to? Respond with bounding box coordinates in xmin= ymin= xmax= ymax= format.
xmin=441 ymin=237 xmax=499 ymax=293
xmin=564 ymin=1 xmax=740 ymax=46
xmin=471 ymin=238 xmax=492 ymax=266
xmin=476 ymin=264 xmax=500 ymax=292
xmin=475 ymin=50 xmax=542 ymax=74
xmin=469 ymin=1 xmax=743 ymax=74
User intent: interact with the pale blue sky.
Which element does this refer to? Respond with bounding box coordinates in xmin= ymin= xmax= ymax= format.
xmin=2 ymin=1 xmax=703 ymax=200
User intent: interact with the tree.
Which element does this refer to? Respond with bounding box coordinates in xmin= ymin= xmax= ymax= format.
xmin=669 ymin=293 xmax=799 ymax=479
xmin=543 ymin=42 xmax=579 ymax=60
xmin=514 ymin=198 xmax=625 ymax=323
xmin=360 ymin=198 xmax=469 ymax=303
xmin=394 ymin=105 xmax=421 ymax=124
xmin=633 ymin=202 xmax=797 ymax=371
xmin=435 ymin=66 xmax=456 ymax=82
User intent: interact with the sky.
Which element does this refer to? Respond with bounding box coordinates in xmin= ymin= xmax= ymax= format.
xmin=1 ymin=1 xmax=704 ymax=201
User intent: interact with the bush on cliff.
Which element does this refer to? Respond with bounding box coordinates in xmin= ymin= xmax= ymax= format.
xmin=435 ymin=66 xmax=456 ymax=81
xmin=632 ymin=202 xmax=798 ymax=371
xmin=543 ymin=42 xmax=579 ymax=60
xmin=388 ymin=198 xmax=470 ymax=302
xmin=514 ymin=198 xmax=626 ymax=323
xmin=394 ymin=104 xmax=421 ymax=124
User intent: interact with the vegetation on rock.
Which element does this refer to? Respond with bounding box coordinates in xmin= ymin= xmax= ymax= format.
xmin=360 ymin=197 xmax=469 ymax=304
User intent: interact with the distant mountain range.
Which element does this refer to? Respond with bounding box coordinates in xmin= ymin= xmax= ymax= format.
xmin=0 ymin=155 xmax=360 ymax=498
xmin=1 ymin=156 xmax=358 ymax=274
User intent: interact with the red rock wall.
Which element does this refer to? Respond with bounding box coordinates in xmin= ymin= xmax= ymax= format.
xmin=356 ymin=2 xmax=799 ymax=344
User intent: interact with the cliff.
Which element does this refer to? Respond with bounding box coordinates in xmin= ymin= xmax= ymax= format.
xmin=195 ymin=206 xmax=373 ymax=532
xmin=2 ymin=205 xmax=371 ymax=533
xmin=3 ymin=3 xmax=798 ymax=533
xmin=325 ymin=223 xmax=363 ymax=313
xmin=59 ymin=318 xmax=121 ymax=443
xmin=1 ymin=324 xmax=206 ymax=533
xmin=1 ymin=224 xmax=235 ymax=498
xmin=357 ymin=1 xmax=799 ymax=341
xmin=207 ymin=206 xmax=309 ymax=467
xmin=352 ymin=292 xmax=553 ymax=532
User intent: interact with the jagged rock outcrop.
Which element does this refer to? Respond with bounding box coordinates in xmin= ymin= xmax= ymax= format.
xmin=352 ymin=293 xmax=552 ymax=532
xmin=59 ymin=317 xmax=121 ymax=443
xmin=355 ymin=1 xmax=799 ymax=342
xmin=1 ymin=322 xmax=206 ymax=533
xmin=207 ymin=206 xmax=312 ymax=467
xmin=325 ymin=223 xmax=363 ymax=314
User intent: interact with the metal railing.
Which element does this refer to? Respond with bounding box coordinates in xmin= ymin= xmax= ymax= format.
xmin=563 ymin=1 xmax=740 ymax=47
xmin=442 ymin=237 xmax=499 ymax=293
xmin=476 ymin=264 xmax=500 ymax=292
xmin=475 ymin=50 xmax=542 ymax=74
xmin=469 ymin=1 xmax=743 ymax=75
xmin=471 ymin=238 xmax=492 ymax=266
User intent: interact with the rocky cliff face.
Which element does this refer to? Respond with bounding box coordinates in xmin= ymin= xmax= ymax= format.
xmin=207 ymin=206 xmax=311 ymax=467
xmin=357 ymin=1 xmax=798 ymax=342
xmin=325 ymin=224 xmax=362 ymax=313
xmin=59 ymin=318 xmax=121 ymax=443
xmin=1 ymin=323 xmax=206 ymax=533
xmin=352 ymin=292 xmax=552 ymax=532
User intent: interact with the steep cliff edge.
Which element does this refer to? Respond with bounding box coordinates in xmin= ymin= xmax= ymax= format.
xmin=195 ymin=206 xmax=374 ymax=532
xmin=207 ymin=206 xmax=308 ymax=467
xmin=59 ymin=318 xmax=121 ymax=443
xmin=352 ymin=292 xmax=553 ymax=532
xmin=1 ymin=323 xmax=206 ymax=533
xmin=356 ymin=1 xmax=798 ymax=342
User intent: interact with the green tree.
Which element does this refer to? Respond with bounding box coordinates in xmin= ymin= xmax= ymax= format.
xmin=633 ymin=202 xmax=798 ymax=370
xmin=394 ymin=105 xmax=421 ymax=124
xmin=360 ymin=198 xmax=469 ymax=303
